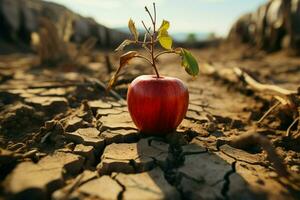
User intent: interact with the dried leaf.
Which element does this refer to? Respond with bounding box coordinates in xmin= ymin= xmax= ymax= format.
xmin=106 ymin=51 xmax=138 ymax=92
xmin=128 ymin=19 xmax=139 ymax=41
xmin=115 ymin=39 xmax=134 ymax=51
xmin=120 ymin=51 xmax=138 ymax=67
xmin=106 ymin=74 xmax=117 ymax=92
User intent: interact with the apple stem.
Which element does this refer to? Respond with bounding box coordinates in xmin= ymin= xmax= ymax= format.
xmin=146 ymin=3 xmax=160 ymax=78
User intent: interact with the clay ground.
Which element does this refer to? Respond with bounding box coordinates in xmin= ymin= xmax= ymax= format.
xmin=0 ymin=45 xmax=300 ymax=200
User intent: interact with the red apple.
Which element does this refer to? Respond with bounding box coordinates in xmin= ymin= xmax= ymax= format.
xmin=127 ymin=75 xmax=189 ymax=135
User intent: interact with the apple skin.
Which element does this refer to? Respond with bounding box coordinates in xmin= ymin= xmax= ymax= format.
xmin=127 ymin=75 xmax=189 ymax=135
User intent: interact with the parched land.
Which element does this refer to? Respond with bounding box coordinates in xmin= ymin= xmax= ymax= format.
xmin=0 ymin=45 xmax=300 ymax=200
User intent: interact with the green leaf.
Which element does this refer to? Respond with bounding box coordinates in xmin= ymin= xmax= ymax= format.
xmin=180 ymin=48 xmax=199 ymax=76
xmin=158 ymin=20 xmax=170 ymax=32
xmin=158 ymin=29 xmax=173 ymax=50
xmin=128 ymin=19 xmax=139 ymax=41
xmin=115 ymin=39 xmax=134 ymax=51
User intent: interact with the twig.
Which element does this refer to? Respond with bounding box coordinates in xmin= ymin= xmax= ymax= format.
xmin=84 ymin=77 xmax=124 ymax=101
xmin=234 ymin=67 xmax=297 ymax=96
xmin=258 ymin=101 xmax=281 ymax=124
xmin=144 ymin=4 xmax=160 ymax=78
xmin=274 ymin=95 xmax=289 ymax=105
xmin=141 ymin=21 xmax=151 ymax=36
xmin=145 ymin=6 xmax=155 ymax=26
xmin=136 ymin=40 xmax=152 ymax=45
xmin=154 ymin=50 xmax=176 ymax=60
xmin=105 ymin=54 xmax=112 ymax=73
xmin=153 ymin=3 xmax=156 ymax=26
xmin=202 ymin=63 xmax=297 ymax=96
xmin=133 ymin=55 xmax=153 ymax=66
xmin=140 ymin=21 xmax=152 ymax=54
xmin=286 ymin=116 xmax=300 ymax=137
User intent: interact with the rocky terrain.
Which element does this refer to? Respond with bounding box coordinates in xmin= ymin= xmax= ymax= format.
xmin=228 ymin=0 xmax=300 ymax=54
xmin=0 ymin=0 xmax=127 ymax=54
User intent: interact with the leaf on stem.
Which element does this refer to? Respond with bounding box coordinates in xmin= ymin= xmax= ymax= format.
xmin=158 ymin=20 xmax=172 ymax=50
xmin=158 ymin=20 xmax=170 ymax=31
xmin=106 ymin=51 xmax=138 ymax=91
xmin=120 ymin=51 xmax=138 ymax=67
xmin=115 ymin=39 xmax=134 ymax=51
xmin=179 ymin=48 xmax=199 ymax=76
xmin=128 ymin=19 xmax=139 ymax=41
xmin=158 ymin=30 xmax=173 ymax=50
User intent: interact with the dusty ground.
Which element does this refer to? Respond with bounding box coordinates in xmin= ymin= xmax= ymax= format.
xmin=0 ymin=45 xmax=300 ymax=200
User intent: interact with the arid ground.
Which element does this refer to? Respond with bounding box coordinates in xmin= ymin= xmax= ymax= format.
xmin=0 ymin=43 xmax=300 ymax=199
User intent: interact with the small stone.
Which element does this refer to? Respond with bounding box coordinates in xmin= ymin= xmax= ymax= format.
xmin=65 ymin=128 xmax=104 ymax=150
xmin=78 ymin=176 xmax=122 ymax=199
xmin=97 ymin=139 xmax=168 ymax=174
xmin=115 ymin=168 xmax=180 ymax=200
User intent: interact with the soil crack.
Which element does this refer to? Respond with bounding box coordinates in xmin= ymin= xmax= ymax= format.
xmin=221 ymin=161 xmax=236 ymax=200
xmin=112 ymin=175 xmax=126 ymax=200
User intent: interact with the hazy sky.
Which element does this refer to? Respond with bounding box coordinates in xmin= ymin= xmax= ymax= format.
xmin=46 ymin=0 xmax=267 ymax=36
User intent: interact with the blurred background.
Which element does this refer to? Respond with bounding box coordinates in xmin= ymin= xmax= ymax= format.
xmin=1 ymin=0 xmax=299 ymax=55
xmin=1 ymin=2 xmax=300 ymax=200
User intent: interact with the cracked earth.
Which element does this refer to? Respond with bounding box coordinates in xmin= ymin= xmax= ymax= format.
xmin=1 ymin=46 xmax=300 ymax=200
